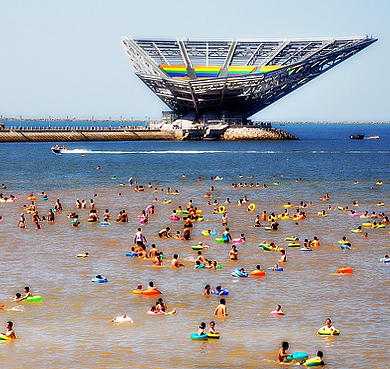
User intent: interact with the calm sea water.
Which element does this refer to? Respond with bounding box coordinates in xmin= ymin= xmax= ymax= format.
xmin=0 ymin=124 xmax=389 ymax=368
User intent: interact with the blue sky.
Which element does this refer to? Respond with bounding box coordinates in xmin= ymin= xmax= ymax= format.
xmin=0 ymin=0 xmax=388 ymax=121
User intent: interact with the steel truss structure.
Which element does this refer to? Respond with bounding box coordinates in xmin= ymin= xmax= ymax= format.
xmin=121 ymin=36 xmax=377 ymax=120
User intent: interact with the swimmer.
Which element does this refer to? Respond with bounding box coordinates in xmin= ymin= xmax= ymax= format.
xmin=203 ymin=284 xmax=211 ymax=296
xmin=76 ymin=252 xmax=89 ymax=258
xmin=223 ymin=228 xmax=232 ymax=243
xmin=279 ymin=250 xmax=287 ymax=262
xmin=214 ymin=298 xmax=227 ymax=316
xmin=158 ymin=227 xmax=171 ymax=238
xmin=252 ymin=264 xmax=263 ymax=273
xmin=277 ymin=341 xmax=291 ymax=363
xmin=221 ymin=212 xmax=228 ymax=227
xmin=197 ymin=251 xmax=207 ymax=264
xmin=272 ymin=304 xmax=285 ymax=315
xmin=149 ymin=244 xmax=159 ymax=258
xmin=17 ymin=286 xmax=33 ymax=301
xmin=318 ymin=318 xmax=337 ymax=335
xmin=254 ymin=214 xmax=262 ymax=227
xmin=299 ymin=351 xmax=324 ymax=366
xmin=111 ymin=314 xmax=133 ymax=323
xmin=171 ymin=254 xmax=185 ymax=268
xmin=147 ymin=281 xmax=162 ymax=294
xmin=134 ymin=228 xmax=147 ymax=246
xmin=311 ymin=236 xmax=320 ymax=247
xmin=198 ymin=322 xmax=206 ymax=335
xmin=1 ymin=321 xmax=16 ymax=339
xmin=183 ymin=227 xmax=191 ymax=240
xmin=229 ymin=245 xmax=238 ymax=260
xmin=361 ymin=232 xmax=369 ymax=238
xmin=209 ymin=321 xmax=219 ymax=335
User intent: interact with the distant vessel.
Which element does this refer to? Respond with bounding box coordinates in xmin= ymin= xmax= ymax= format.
xmin=349 ymin=134 xmax=364 ymax=139
xmin=51 ymin=145 xmax=68 ymax=154
xmin=368 ymin=135 xmax=379 ymax=139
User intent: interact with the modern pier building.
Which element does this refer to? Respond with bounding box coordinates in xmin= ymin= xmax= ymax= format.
xmin=121 ymin=36 xmax=377 ymax=126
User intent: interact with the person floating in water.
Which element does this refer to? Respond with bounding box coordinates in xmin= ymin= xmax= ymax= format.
xmin=1 ymin=321 xmax=16 ymax=339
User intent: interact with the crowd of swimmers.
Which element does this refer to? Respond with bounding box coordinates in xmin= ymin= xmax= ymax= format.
xmin=0 ymin=175 xmax=384 ymax=366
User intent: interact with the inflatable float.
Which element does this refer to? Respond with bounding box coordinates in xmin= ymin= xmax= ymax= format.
xmin=132 ymin=289 xmax=160 ymax=296
xmin=25 ymin=296 xmax=42 ymax=302
xmin=207 ymin=333 xmax=220 ymax=339
xmin=190 ymin=333 xmax=208 ymax=340
xmin=0 ymin=334 xmax=13 ymax=340
xmin=286 ymin=352 xmax=308 ymax=361
xmin=250 ymin=270 xmax=266 ymax=277
xmin=303 ymin=358 xmax=323 ymax=367
xmin=231 ymin=268 xmax=249 ymax=277
xmin=92 ymin=277 xmax=107 ymax=283
xmin=317 ymin=328 xmax=340 ymax=336
xmin=337 ymin=267 xmax=353 ymax=274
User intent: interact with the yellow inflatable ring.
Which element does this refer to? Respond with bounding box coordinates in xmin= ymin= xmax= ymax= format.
xmin=247 ymin=203 xmax=256 ymax=212
xmin=218 ymin=205 xmax=226 ymax=213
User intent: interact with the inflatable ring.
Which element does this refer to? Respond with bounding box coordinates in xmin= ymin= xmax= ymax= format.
xmin=0 ymin=334 xmax=13 ymax=340
xmin=132 ymin=289 xmax=160 ymax=296
xmin=190 ymin=333 xmax=208 ymax=340
xmin=317 ymin=328 xmax=340 ymax=336
xmin=231 ymin=269 xmax=249 ymax=277
xmin=206 ymin=333 xmax=220 ymax=339
xmin=340 ymin=244 xmax=351 ymax=250
xmin=337 ymin=267 xmax=353 ymax=274
xmin=286 ymin=352 xmax=308 ymax=361
xmin=92 ymin=277 xmax=107 ymax=283
xmin=303 ymin=358 xmax=323 ymax=367
xmin=218 ymin=205 xmax=226 ymax=213
xmin=288 ymin=243 xmax=300 ymax=247
xmin=126 ymin=252 xmax=137 ymax=257
xmin=171 ymin=217 xmax=180 ymax=221
xmin=268 ymin=267 xmax=283 ymax=271
xmin=25 ymin=296 xmax=43 ymax=302
xmin=250 ymin=270 xmax=266 ymax=277
xmin=214 ymin=237 xmax=224 ymax=243
xmin=163 ymin=200 xmax=172 ymax=204
xmin=247 ymin=203 xmax=256 ymax=212
xmin=351 ymin=229 xmax=362 ymax=233
xmin=76 ymin=254 xmax=89 ymax=258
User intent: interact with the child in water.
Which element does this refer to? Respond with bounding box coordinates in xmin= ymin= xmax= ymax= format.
xmin=198 ymin=322 xmax=206 ymax=335
xmin=277 ymin=341 xmax=291 ymax=363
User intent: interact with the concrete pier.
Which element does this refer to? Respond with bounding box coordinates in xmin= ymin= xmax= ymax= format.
xmin=0 ymin=125 xmax=297 ymax=142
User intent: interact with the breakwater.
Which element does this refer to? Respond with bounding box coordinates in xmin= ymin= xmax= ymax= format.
xmin=0 ymin=126 xmax=297 ymax=142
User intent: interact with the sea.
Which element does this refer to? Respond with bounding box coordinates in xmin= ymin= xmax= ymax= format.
xmin=0 ymin=123 xmax=389 ymax=368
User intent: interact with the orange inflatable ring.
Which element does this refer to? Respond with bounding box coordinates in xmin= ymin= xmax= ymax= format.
xmin=250 ymin=270 xmax=266 ymax=277
xmin=336 ymin=267 xmax=353 ymax=275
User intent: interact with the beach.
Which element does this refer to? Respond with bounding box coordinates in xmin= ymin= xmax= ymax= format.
xmin=0 ymin=124 xmax=389 ymax=368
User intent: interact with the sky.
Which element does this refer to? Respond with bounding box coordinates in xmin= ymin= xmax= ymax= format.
xmin=0 ymin=0 xmax=389 ymax=122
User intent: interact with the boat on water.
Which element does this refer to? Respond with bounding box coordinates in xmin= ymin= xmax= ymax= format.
xmin=51 ymin=145 xmax=68 ymax=154
xmin=349 ymin=134 xmax=364 ymax=139
xmin=368 ymin=135 xmax=379 ymax=139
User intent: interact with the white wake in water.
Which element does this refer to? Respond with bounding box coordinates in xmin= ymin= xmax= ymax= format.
xmin=60 ymin=149 xmax=273 ymax=154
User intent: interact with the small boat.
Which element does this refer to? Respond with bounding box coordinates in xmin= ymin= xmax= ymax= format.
xmin=349 ymin=134 xmax=364 ymax=139
xmin=368 ymin=135 xmax=379 ymax=139
xmin=51 ymin=145 xmax=68 ymax=154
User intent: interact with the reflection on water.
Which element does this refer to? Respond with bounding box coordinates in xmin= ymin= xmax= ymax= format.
xmin=0 ymin=129 xmax=389 ymax=368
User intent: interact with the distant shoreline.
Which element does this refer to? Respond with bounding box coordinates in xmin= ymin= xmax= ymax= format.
xmin=0 ymin=117 xmax=389 ymax=125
